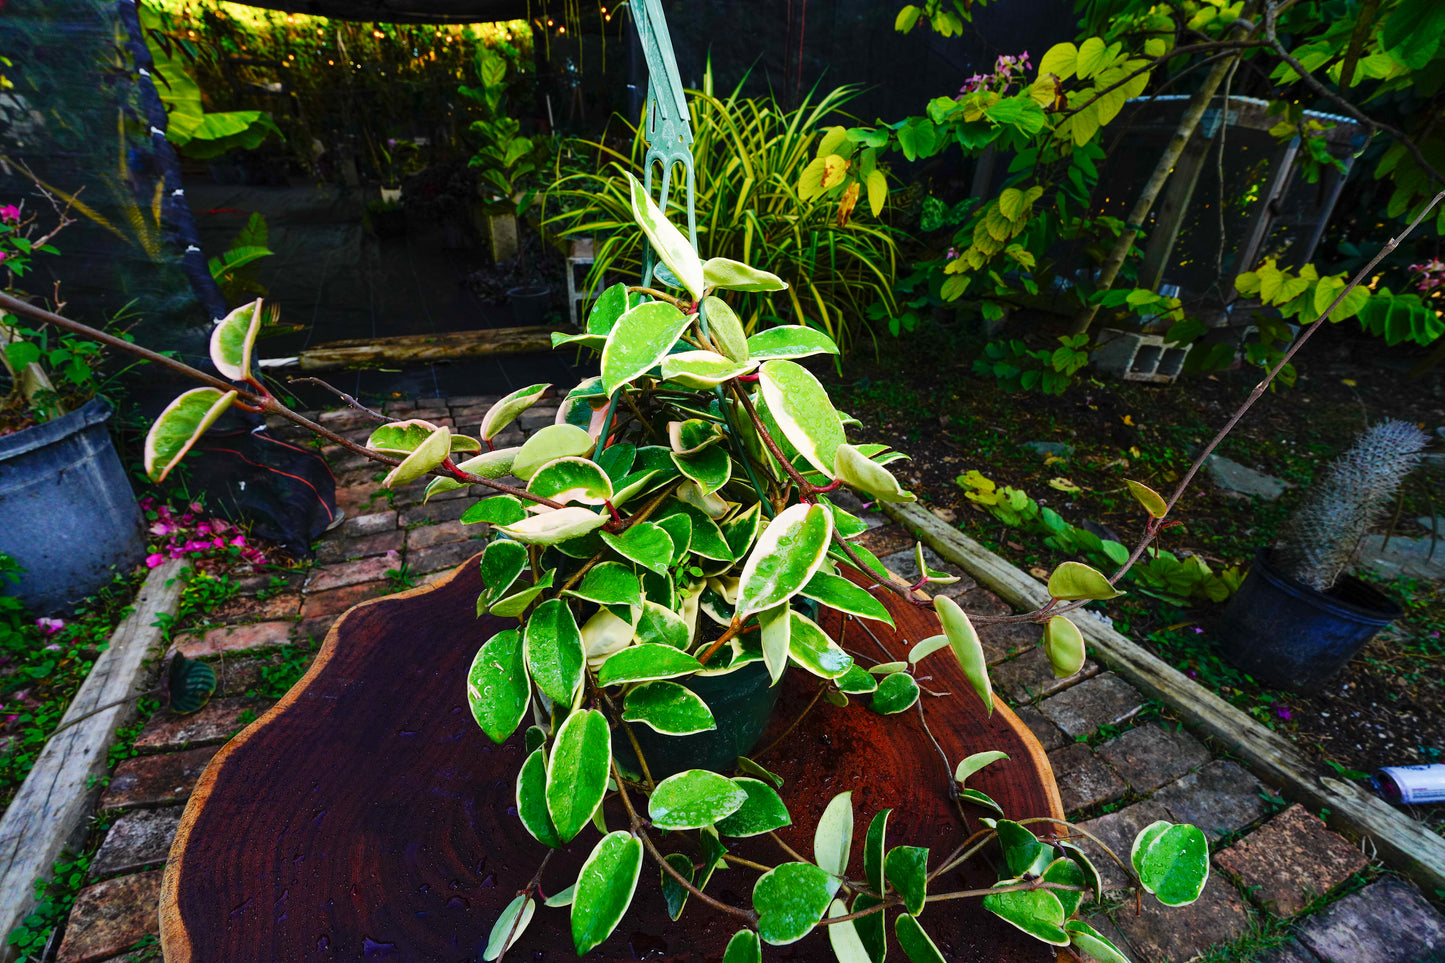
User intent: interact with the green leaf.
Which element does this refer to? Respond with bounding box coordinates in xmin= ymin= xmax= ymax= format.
xmin=758 ymin=601 xmax=790 ymax=684
xmin=524 ymin=599 xmax=585 ymax=705
xmin=166 ymin=652 xmax=216 ymax=715
xmin=746 ymin=325 xmax=841 ymax=361
xmin=527 ymin=456 xmax=613 ymax=505
xmin=1039 ymin=41 xmax=1078 ymax=80
xmin=958 ymin=788 xmax=1003 ymax=816
xmin=601 ymin=521 xmax=676 ymax=575
xmin=478 ymin=383 xmax=550 ymax=441
xmin=834 ymin=443 xmax=916 ymax=503
xmin=815 ymin=791 xmax=853 ymax=892
xmin=511 ymin=424 xmax=594 ymax=481
xmin=894 ymin=914 xmax=946 ymax=963
xmin=716 ymin=777 xmax=792 ymax=836
xmin=1125 ymin=479 xmax=1167 ymax=519
xmin=737 ymin=756 xmax=784 ymax=788
xmin=564 ymin=561 xmax=643 ymax=610
xmin=827 ymin=898 xmax=874 ymax=963
xmin=736 ymin=503 xmax=834 ymax=619
xmin=757 ymin=360 xmax=845 ymax=476
xmin=483 ymin=893 xmax=535 ymax=961
xmin=649 ymin=769 xmax=749 ymax=831
xmin=866 ymin=169 xmax=888 ymax=218
xmin=864 ymin=809 xmax=890 ymax=893
xmin=381 ymin=425 xmax=453 ymax=488
xmin=571 ymin=831 xmax=643 ymax=954
xmin=597 ymin=643 xmax=703 ymax=685
xmin=1074 ymin=36 xmax=1109 ymax=78
xmin=787 ymin=609 xmax=854 ymax=679
xmin=884 ymin=846 xmax=929 ymax=916
xmin=671 ymin=433 xmax=734 ymax=494
xmin=871 ymin=672 xmax=920 ymax=714
xmin=626 ymin=171 xmax=705 ymax=300
xmin=908 ymin=634 xmax=950 ymax=665
xmin=895 ymin=4 xmax=921 ymax=32
xmin=467 ymin=628 xmax=530 ymax=743
xmin=657 ymin=501 xmax=735 ymax=561
xmin=1042 ymin=856 xmax=1087 ymax=918
xmin=543 ymin=884 xmax=576 ymax=908
xmin=1065 ymin=920 xmax=1130 ymax=963
xmin=661 ymin=350 xmax=756 ymax=389
xmin=753 ymin=862 xmax=834 ymax=945
xmin=701 ymin=296 xmax=750 ymax=362
xmin=208 ymin=298 xmax=264 ymax=381
xmin=546 ymin=708 xmax=612 ymax=844
xmin=799 ymin=571 xmax=893 ymax=625
xmin=661 ymin=852 xmax=694 ymax=920
xmin=144 ymin=387 xmax=238 ymax=482
xmin=837 ymin=664 xmax=878 ymax=694
xmin=723 ymin=929 xmax=762 ymax=963
xmin=1382 ymin=0 xmax=1445 ymax=69
xmin=852 ymin=893 xmax=888 ymax=963
xmin=1131 ymin=821 xmax=1209 ymax=906
xmin=702 ymin=257 xmax=788 ymax=293
xmin=1047 ymin=561 xmax=1123 ymax=601
xmin=954 ymin=750 xmax=1008 ymax=786
xmin=981 ymin=884 xmax=1068 ymax=945
xmin=587 ymin=282 xmax=630 ymax=334
xmin=620 ymin=685 xmax=710 ymax=737
xmin=934 ymin=595 xmax=992 ymax=715
xmin=516 ymin=747 xmax=562 ymax=848
xmin=635 ymin=600 xmax=690 ymax=648
xmin=497 ymin=506 xmax=608 ymax=546
xmin=429 ymin=447 xmax=521 ymax=501
xmin=994 ymin=819 xmax=1052 ymax=877
xmin=1042 ymin=616 xmax=1087 ymax=678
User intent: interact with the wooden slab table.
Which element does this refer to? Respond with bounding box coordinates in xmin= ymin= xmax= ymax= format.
xmin=161 ymin=559 xmax=1063 ymax=961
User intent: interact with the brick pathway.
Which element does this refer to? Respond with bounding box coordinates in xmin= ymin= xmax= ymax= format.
xmin=46 ymin=395 xmax=1445 ymax=962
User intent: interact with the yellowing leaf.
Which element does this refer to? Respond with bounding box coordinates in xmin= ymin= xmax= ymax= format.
xmin=1048 ymin=477 xmax=1082 ymax=493
xmin=1043 ymin=616 xmax=1087 ymax=678
xmin=866 ymin=169 xmax=888 ymax=217
xmin=1038 ymin=42 xmax=1078 ymax=81
xmin=821 ymin=154 xmax=849 ymax=191
xmin=1125 ymin=479 xmax=1168 ymax=518
xmin=1075 ymin=37 xmax=1109 ymax=79
xmin=837 ymin=181 xmax=861 ymax=227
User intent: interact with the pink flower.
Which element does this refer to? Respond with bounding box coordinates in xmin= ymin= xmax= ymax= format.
xmin=0 ymin=205 xmax=20 ymax=224
xmin=43 ymin=643 xmax=60 ymax=652
xmin=35 ymin=617 xmax=65 ymax=635
xmin=189 ymin=502 xmax=203 ymax=513
xmin=230 ymin=535 xmax=246 ymax=547
xmin=149 ymin=522 xmax=174 ymax=536
xmin=146 ymin=553 xmax=165 ymax=568
xmin=212 ymin=537 xmax=225 ymax=548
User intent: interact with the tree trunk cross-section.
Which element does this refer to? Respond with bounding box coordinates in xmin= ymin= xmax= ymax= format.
xmin=161 ymin=557 xmax=1062 ymax=962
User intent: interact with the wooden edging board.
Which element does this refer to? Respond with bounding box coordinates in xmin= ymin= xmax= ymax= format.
xmin=297 ymin=324 xmax=575 ymax=371
xmin=0 ymin=558 xmax=187 ymax=946
xmin=883 ymin=500 xmax=1445 ymax=892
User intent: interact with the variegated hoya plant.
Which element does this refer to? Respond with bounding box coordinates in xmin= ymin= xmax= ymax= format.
xmin=132 ymin=173 xmax=1209 ymax=962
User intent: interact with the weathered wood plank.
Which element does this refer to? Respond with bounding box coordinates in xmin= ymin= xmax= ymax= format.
xmin=883 ymin=500 xmax=1445 ymax=893
xmin=297 ymin=325 xmax=574 ymax=371
xmin=0 ymin=560 xmax=186 ymax=945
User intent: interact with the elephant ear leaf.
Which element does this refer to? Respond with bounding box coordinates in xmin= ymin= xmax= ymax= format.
xmin=145 ymin=387 xmax=238 ymax=482
xmin=209 ymin=298 xmax=264 ymax=381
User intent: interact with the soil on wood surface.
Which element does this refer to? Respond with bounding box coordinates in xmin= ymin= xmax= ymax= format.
xmin=822 ymin=314 xmax=1445 ymax=802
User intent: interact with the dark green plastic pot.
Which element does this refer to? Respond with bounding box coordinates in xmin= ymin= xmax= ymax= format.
xmin=614 ymin=661 xmax=781 ymax=780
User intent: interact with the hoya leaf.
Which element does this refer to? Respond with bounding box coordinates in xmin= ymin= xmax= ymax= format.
xmin=871 ymin=672 xmax=920 ymax=714
xmin=814 ymin=791 xmax=853 ymax=893
xmin=736 ymin=503 xmax=834 ymax=619
xmin=516 ymin=747 xmax=562 ymax=848
xmin=381 ymin=425 xmax=453 ymax=488
xmin=623 ymin=680 xmax=716 ymax=735
xmin=958 ymin=788 xmax=1004 ymax=816
xmin=209 ymin=298 xmax=264 ymax=381
xmin=753 ymin=862 xmax=834 ymax=945
xmin=758 ymin=601 xmax=790 ymax=684
xmin=995 ymin=819 xmax=1052 ymax=877
xmin=597 ymin=643 xmax=703 ymax=685
xmin=488 ymin=569 xmax=555 ymax=618
xmin=428 ymin=446 xmax=520 ymax=501
xmin=564 ymin=561 xmax=643 ymax=610
xmin=1125 ymin=479 xmax=1168 ymax=519
xmin=716 ymin=777 xmax=792 ymax=837
xmin=661 ymin=852 xmax=694 ymax=920
xmin=787 ymin=610 xmax=854 ymax=679
xmin=1047 ymin=561 xmax=1123 ymax=601
xmin=894 ymin=914 xmax=946 ymax=963
xmin=671 ymin=438 xmax=733 ymax=495
xmin=954 ymin=750 xmax=1008 ymax=786
xmin=701 ymin=296 xmax=750 ymax=362
xmin=723 ymin=929 xmax=762 ymax=963
xmin=981 ymin=883 xmax=1068 ymax=945
xmin=626 ymin=171 xmax=705 ymax=300
xmin=799 ymin=571 xmax=893 ymax=625
xmin=546 ymin=708 xmax=611 ymax=843
xmin=834 ymin=443 xmax=916 ymax=503
xmin=661 ymin=349 xmax=756 ymax=389
xmin=512 ymin=424 xmax=595 ymax=480
xmin=460 ymin=495 xmax=529 ymax=528
xmin=586 ymin=282 xmax=630 ymax=335
xmin=367 ymin=419 xmax=478 ymax=456
xmin=745 ymin=325 xmax=841 ymax=361
xmin=826 ymin=898 xmax=873 ymax=963
xmin=758 ymin=360 xmax=845 ymax=476
xmin=934 ymin=595 xmax=992 ymax=716
xmin=144 ymin=387 xmax=238 ymax=482
xmin=864 ymin=809 xmax=890 ymax=893
xmin=527 ymin=456 xmax=613 ymax=506
xmin=1042 ymin=616 xmax=1087 ymax=678
xmin=544 ymin=885 xmax=576 ymax=908
xmin=601 ymin=521 xmax=675 ymax=575
xmin=497 ymin=506 xmax=608 ymax=546
xmin=908 ymin=634 xmax=950 ymax=665
xmin=702 ymin=257 xmax=788 ymax=293
xmin=836 ymin=664 xmax=878 ymax=694
xmin=483 ymin=893 xmax=535 ymax=961
xmin=884 ymin=846 xmax=929 ymax=916
xmin=1131 ymin=821 xmax=1209 ymax=906
xmin=852 ymin=893 xmax=887 ymax=963
xmin=571 ymin=831 xmax=643 ymax=954
xmin=1065 ymin=920 xmax=1130 ymax=963
xmin=1042 ymin=855 xmax=1088 ymax=919
xmin=635 ymin=600 xmax=690 ymax=648
xmin=466 ymin=628 xmax=530 ymax=743
xmin=648 ymin=769 xmax=748 ymax=831
xmin=524 ymin=598 xmax=585 ymax=705
xmin=580 ymin=608 xmax=637 ymax=665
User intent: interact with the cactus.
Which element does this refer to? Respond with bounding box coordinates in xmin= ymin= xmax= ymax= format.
xmin=1273 ymin=420 xmax=1430 ymax=592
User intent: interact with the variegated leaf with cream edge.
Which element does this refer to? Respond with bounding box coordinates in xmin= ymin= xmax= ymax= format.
xmin=479 ymin=383 xmax=550 ymax=442
xmin=426 ymin=446 xmax=520 ymax=501
xmin=368 ymin=419 xmax=480 ymax=456
xmin=208 ymin=298 xmax=264 ymax=381
xmin=526 ymin=456 xmax=614 ymax=506
xmin=1042 ymin=615 xmax=1086 ymax=678
xmin=512 ymin=424 xmax=596 ymax=480
xmin=701 ymin=257 xmax=788 ymax=293
xmin=833 ymin=443 xmax=915 ymax=502
xmin=700 ymin=296 xmax=750 ymax=362
xmin=757 ymin=360 xmax=846 ymax=477
xmin=935 ymin=594 xmax=993 ymax=715
xmin=497 ymin=506 xmax=608 ymax=546
xmin=600 ymin=300 xmax=693 ymax=396
xmin=660 ymin=350 xmax=756 ymax=389
xmin=381 ymin=425 xmax=453 ymax=488
xmin=144 ymin=387 xmax=238 ymax=482
xmin=745 ymin=326 xmax=840 ymax=361
xmin=625 ymin=171 xmax=705 ymax=301
xmin=735 ymin=503 xmax=834 ymax=619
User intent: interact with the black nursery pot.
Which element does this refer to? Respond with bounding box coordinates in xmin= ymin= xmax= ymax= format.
xmin=506 ymin=285 xmax=551 ymax=326
xmin=1214 ymin=550 xmax=1401 ymax=692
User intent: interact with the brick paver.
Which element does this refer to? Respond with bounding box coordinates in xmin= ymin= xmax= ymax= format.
xmin=175 ymin=620 xmax=296 ymax=658
xmin=56 ymin=870 xmax=163 ymax=963
xmin=1096 ymin=722 xmax=1211 ymax=793
xmin=1214 ymin=804 xmax=1369 ymax=917
xmin=90 ymin=808 xmax=183 ymax=877
xmin=132 ymin=697 xmax=264 ymax=750
xmin=1037 ymin=671 xmax=1144 ymax=736
xmin=101 ymin=745 xmax=220 ymax=811
xmin=1048 ymin=742 xmax=1127 ymax=813
xmin=1294 ymin=877 xmax=1445 ymax=963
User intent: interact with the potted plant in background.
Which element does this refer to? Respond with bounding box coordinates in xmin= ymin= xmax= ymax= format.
xmin=1215 ymin=420 xmax=1429 ymax=691
xmin=0 ymin=200 xmax=145 ymax=613
xmin=121 ymin=159 xmax=1208 ymax=961
xmin=459 ymin=47 xmax=553 ymax=323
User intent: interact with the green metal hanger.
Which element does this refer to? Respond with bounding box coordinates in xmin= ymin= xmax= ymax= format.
xmin=630 ymin=0 xmax=697 ymax=276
